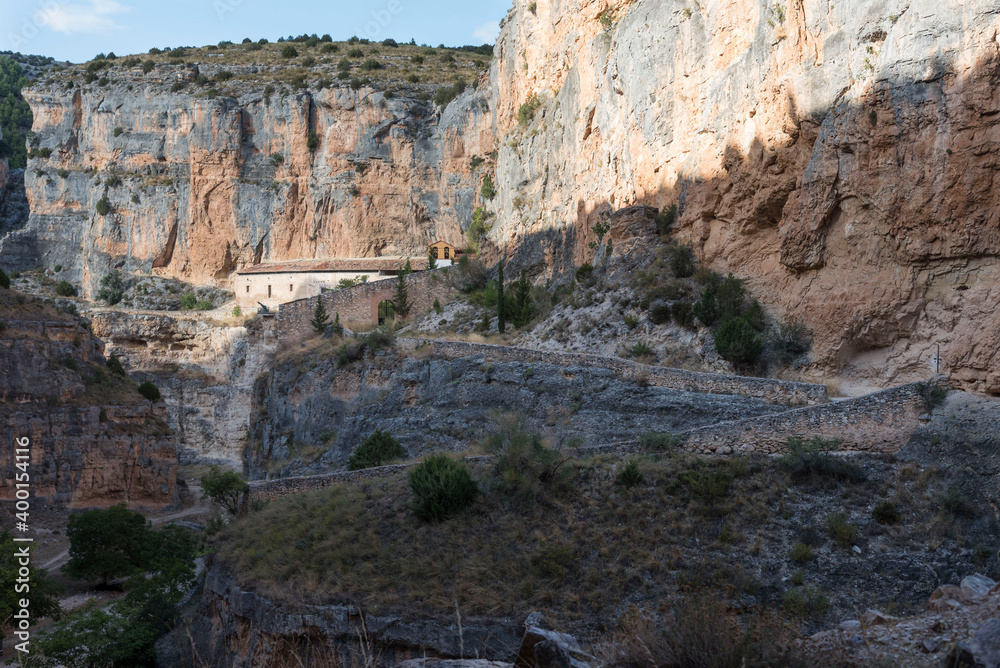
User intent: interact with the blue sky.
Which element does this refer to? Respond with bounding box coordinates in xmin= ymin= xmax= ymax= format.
xmin=0 ymin=0 xmax=510 ymax=63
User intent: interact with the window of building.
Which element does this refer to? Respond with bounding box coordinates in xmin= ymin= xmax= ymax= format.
xmin=431 ymin=247 xmax=439 ymax=259
xmin=246 ymin=285 xmax=249 ymax=293
xmin=444 ymin=247 xmax=450 ymax=259
xmin=290 ymin=284 xmax=294 ymax=293
xmin=267 ymin=285 xmax=271 ymax=298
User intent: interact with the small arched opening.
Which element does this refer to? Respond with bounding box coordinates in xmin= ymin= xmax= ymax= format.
xmin=377 ymin=300 xmax=395 ymax=326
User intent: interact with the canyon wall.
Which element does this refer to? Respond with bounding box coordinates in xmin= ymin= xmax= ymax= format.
xmin=91 ymin=310 xmax=280 ymax=465
xmin=4 ymin=69 xmax=492 ymax=293
xmin=487 ymin=0 xmax=1000 ymax=393
xmin=0 ymin=292 xmax=177 ymax=509
xmin=0 ymin=123 xmax=7 ymax=191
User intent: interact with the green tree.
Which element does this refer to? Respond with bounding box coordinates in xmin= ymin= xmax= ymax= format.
xmin=409 ymin=455 xmax=478 ymax=522
xmin=393 ymin=261 xmax=412 ymax=318
xmin=497 ymin=258 xmax=506 ymax=334
xmin=348 ymin=430 xmax=405 ymax=470
xmin=480 ymin=173 xmax=496 ymax=199
xmin=714 ymin=316 xmax=764 ymax=370
xmin=307 ymin=130 xmax=320 ymax=153
xmin=63 ymin=505 xmax=149 ymax=585
xmin=96 ymin=270 xmax=125 ymax=305
xmin=510 ymin=269 xmax=536 ymax=328
xmin=311 ymin=296 xmax=331 ymax=333
xmin=0 ymin=268 xmax=9 ymax=289
xmin=0 ymin=532 xmax=63 ymax=640
xmin=54 ymin=280 xmax=77 ymax=297
xmin=427 ymin=247 xmax=438 ymax=270
xmin=137 ymin=381 xmax=161 ymax=402
xmin=200 ymin=466 xmax=250 ymax=515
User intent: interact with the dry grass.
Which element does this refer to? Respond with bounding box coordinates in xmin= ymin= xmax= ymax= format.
xmin=216 ymin=454 xmax=791 ymax=629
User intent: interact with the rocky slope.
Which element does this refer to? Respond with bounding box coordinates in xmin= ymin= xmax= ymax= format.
xmin=3 ymin=58 xmax=492 ymax=293
xmin=0 ymin=288 xmax=178 ymax=509
xmin=486 ymin=0 xmax=1000 ymax=394
xmin=246 ymin=336 xmax=793 ymax=479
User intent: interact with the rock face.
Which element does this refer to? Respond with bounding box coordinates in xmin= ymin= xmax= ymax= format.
xmin=247 ymin=339 xmax=789 ymax=479
xmin=0 ymin=291 xmax=177 ymax=509
xmin=156 ymin=563 xmax=521 ymax=668
xmin=487 ymin=0 xmax=1000 ymax=393
xmin=5 ymin=75 xmax=492 ymax=293
xmin=90 ymin=309 xmax=280 ymax=465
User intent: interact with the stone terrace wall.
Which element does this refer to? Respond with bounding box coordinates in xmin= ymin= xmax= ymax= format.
xmin=276 ymin=269 xmax=456 ymax=336
xmin=398 ymin=338 xmax=829 ymax=406
xmin=249 ymin=384 xmax=928 ymax=502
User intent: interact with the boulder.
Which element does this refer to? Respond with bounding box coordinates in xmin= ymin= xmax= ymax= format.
xmin=961 ymin=574 xmax=998 ymax=599
xmin=970 ymin=619 xmax=1000 ymax=668
xmin=861 ymin=610 xmax=893 ymax=626
xmin=515 ymin=627 xmax=592 ymax=668
xmin=929 ymin=584 xmax=970 ymax=610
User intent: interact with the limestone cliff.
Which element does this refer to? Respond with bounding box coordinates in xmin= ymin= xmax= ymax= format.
xmin=487 ymin=0 xmax=1000 ymax=393
xmin=5 ymin=66 xmax=492 ymax=293
xmin=0 ymin=290 xmax=177 ymax=509
xmin=91 ymin=309 xmax=280 ymax=465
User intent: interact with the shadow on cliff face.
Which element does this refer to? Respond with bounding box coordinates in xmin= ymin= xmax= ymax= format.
xmin=496 ymin=49 xmax=1000 ymax=394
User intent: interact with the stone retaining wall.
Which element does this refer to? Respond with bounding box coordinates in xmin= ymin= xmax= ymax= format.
xmin=249 ymin=385 xmax=928 ymax=502
xmin=276 ymin=269 xmax=456 ymax=336
xmin=398 ymin=337 xmax=829 ymax=406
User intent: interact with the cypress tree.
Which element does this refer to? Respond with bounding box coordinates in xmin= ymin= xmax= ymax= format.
xmin=511 ymin=269 xmax=535 ymax=328
xmin=311 ymin=297 xmax=331 ymax=333
xmin=497 ymin=258 xmax=506 ymax=334
xmin=393 ymin=265 xmax=411 ymax=318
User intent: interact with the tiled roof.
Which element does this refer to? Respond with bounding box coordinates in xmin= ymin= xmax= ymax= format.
xmin=237 ymin=257 xmax=429 ymax=275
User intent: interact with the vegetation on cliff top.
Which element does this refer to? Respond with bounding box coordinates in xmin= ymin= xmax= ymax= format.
xmin=35 ymin=37 xmax=492 ymax=101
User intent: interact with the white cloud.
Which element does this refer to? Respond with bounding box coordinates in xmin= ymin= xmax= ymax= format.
xmin=472 ymin=20 xmax=500 ymax=44
xmin=41 ymin=0 xmax=131 ymax=36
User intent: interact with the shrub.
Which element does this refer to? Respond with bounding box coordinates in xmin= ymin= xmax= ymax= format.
xmin=782 ymin=585 xmax=831 ymax=619
xmin=612 ymin=595 xmax=797 ymax=668
xmin=517 ymin=93 xmax=542 ymax=126
xmin=669 ymin=244 xmax=696 ymax=277
xmin=348 ymin=47 xmax=365 ymax=58
xmin=360 ymin=58 xmax=382 ymax=71
xmin=938 ymin=487 xmax=975 ymax=518
xmin=685 ymin=468 xmax=732 ymax=504
xmin=348 ymin=430 xmax=405 ymax=470
xmin=106 ymin=354 xmax=127 ymax=377
xmin=917 ymin=380 xmax=949 ymax=412
xmin=624 ymin=313 xmax=640 ymax=330
xmin=232 ymin=305 xmax=242 ymax=318
xmin=57 ymin=168 xmax=70 ymax=178
xmin=95 ymin=196 xmax=112 ymax=216
xmin=672 ymin=301 xmax=696 ymax=329
xmin=629 ymin=341 xmax=653 ymax=359
xmin=54 ymin=280 xmax=76 ymax=297
xmin=575 ymin=262 xmax=594 ymax=284
xmin=770 ymin=320 xmax=813 ymax=365
xmin=113 ymin=126 xmax=124 ymax=137
xmin=180 ymin=293 xmax=198 ymax=310
xmin=713 ymin=316 xmax=764 ymax=369
xmin=481 ymin=415 xmax=570 ymax=504
xmin=616 ymin=459 xmax=644 ymax=488
xmin=778 ymin=436 xmax=867 ymax=483
xmin=656 ymin=204 xmax=678 ymax=235
xmin=872 ymin=500 xmax=903 ymax=525
xmin=281 ymin=45 xmax=299 ymax=58
xmin=788 ymin=541 xmax=813 ymax=564
xmin=137 ymin=381 xmax=161 ymax=402
xmin=307 ymin=130 xmax=320 ymax=153
xmin=97 ymin=270 xmax=125 ymax=305
xmin=480 ymin=173 xmax=496 ymax=199
xmin=409 ymin=455 xmax=477 ymax=522
xmin=649 ymin=303 xmax=672 ymax=325
xmin=826 ymin=512 xmax=858 ymax=548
